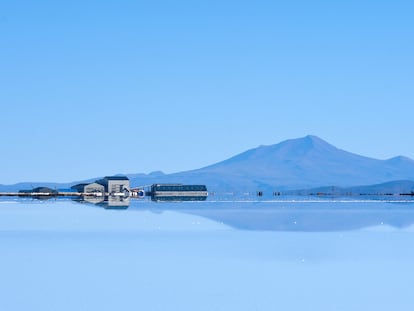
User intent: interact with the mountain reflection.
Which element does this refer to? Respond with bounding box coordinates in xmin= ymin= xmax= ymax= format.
xmin=135 ymin=201 xmax=414 ymax=232
xmin=70 ymin=197 xmax=414 ymax=232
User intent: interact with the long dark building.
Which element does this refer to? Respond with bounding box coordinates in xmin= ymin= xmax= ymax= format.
xmin=150 ymin=184 xmax=208 ymax=201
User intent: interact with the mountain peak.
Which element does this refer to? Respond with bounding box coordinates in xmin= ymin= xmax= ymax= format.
xmin=267 ymin=135 xmax=338 ymax=159
xmin=304 ymin=134 xmax=323 ymax=141
xmin=189 ymin=135 xmax=414 ymax=190
xmin=386 ymin=156 xmax=414 ymax=165
xmin=293 ymin=135 xmax=334 ymax=147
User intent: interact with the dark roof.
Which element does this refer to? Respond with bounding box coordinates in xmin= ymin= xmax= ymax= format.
xmin=103 ymin=176 xmax=129 ymax=181
xmin=95 ymin=176 xmax=129 ymax=187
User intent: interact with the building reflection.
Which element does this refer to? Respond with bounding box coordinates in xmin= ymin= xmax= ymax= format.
xmin=102 ymin=195 xmax=130 ymax=209
xmin=82 ymin=196 xmax=105 ymax=205
xmin=74 ymin=195 xmax=130 ymax=209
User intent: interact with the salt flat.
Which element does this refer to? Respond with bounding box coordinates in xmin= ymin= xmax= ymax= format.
xmin=1 ymin=199 xmax=413 ymax=311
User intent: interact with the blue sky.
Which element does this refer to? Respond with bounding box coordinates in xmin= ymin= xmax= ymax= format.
xmin=1 ymin=0 xmax=413 ymax=184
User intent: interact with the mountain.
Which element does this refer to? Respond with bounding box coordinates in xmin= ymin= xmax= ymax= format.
xmin=2 ymin=135 xmax=414 ymax=193
xmin=128 ymin=135 xmax=414 ymax=192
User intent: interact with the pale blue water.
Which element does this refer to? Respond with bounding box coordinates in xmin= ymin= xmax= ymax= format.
xmin=1 ymin=198 xmax=414 ymax=310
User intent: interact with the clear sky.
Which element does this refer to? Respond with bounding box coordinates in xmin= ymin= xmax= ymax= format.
xmin=1 ymin=0 xmax=413 ymax=184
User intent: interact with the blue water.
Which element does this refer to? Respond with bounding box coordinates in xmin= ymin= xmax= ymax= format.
xmin=1 ymin=198 xmax=413 ymax=310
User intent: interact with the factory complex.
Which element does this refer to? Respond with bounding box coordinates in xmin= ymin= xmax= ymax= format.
xmin=0 ymin=176 xmax=208 ymax=208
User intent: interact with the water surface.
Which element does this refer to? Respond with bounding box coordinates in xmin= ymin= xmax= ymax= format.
xmin=1 ymin=198 xmax=413 ymax=310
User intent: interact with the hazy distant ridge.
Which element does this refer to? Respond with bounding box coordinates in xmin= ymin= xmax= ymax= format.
xmin=127 ymin=135 xmax=414 ymax=192
xmin=2 ymin=135 xmax=414 ymax=193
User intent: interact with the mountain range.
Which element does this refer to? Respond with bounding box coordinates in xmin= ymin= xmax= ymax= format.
xmin=125 ymin=135 xmax=414 ymax=193
xmin=2 ymin=135 xmax=414 ymax=194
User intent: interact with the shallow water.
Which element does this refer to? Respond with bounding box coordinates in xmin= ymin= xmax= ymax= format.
xmin=1 ymin=198 xmax=414 ymax=310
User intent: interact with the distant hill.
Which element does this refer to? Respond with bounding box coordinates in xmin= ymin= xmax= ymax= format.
xmin=2 ymin=135 xmax=414 ymax=194
xmin=0 ymin=179 xmax=96 ymax=193
xmin=128 ymin=135 xmax=414 ymax=192
xmin=0 ymin=182 xmax=70 ymax=192
xmin=289 ymin=180 xmax=414 ymax=196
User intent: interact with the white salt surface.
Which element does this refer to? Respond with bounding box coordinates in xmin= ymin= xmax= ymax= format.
xmin=1 ymin=199 xmax=414 ymax=311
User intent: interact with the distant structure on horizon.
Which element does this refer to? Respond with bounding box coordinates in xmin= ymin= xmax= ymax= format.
xmin=70 ymin=178 xmax=208 ymax=203
xmin=150 ymin=184 xmax=208 ymax=202
xmin=72 ymin=176 xmax=130 ymax=196
xmin=95 ymin=176 xmax=130 ymax=195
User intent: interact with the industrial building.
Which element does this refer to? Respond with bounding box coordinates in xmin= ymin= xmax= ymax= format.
xmin=95 ymin=176 xmax=130 ymax=196
xmin=150 ymin=184 xmax=208 ymax=201
xmin=71 ymin=176 xmax=130 ymax=196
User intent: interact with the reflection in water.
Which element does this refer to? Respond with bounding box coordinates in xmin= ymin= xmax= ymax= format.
xmin=103 ymin=196 xmax=130 ymax=209
xmin=75 ymin=195 xmax=130 ymax=209
xmin=2 ymin=197 xmax=414 ymax=311
xmin=69 ymin=197 xmax=414 ymax=232
xmin=129 ymin=201 xmax=414 ymax=232
xmin=82 ymin=196 xmax=105 ymax=205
